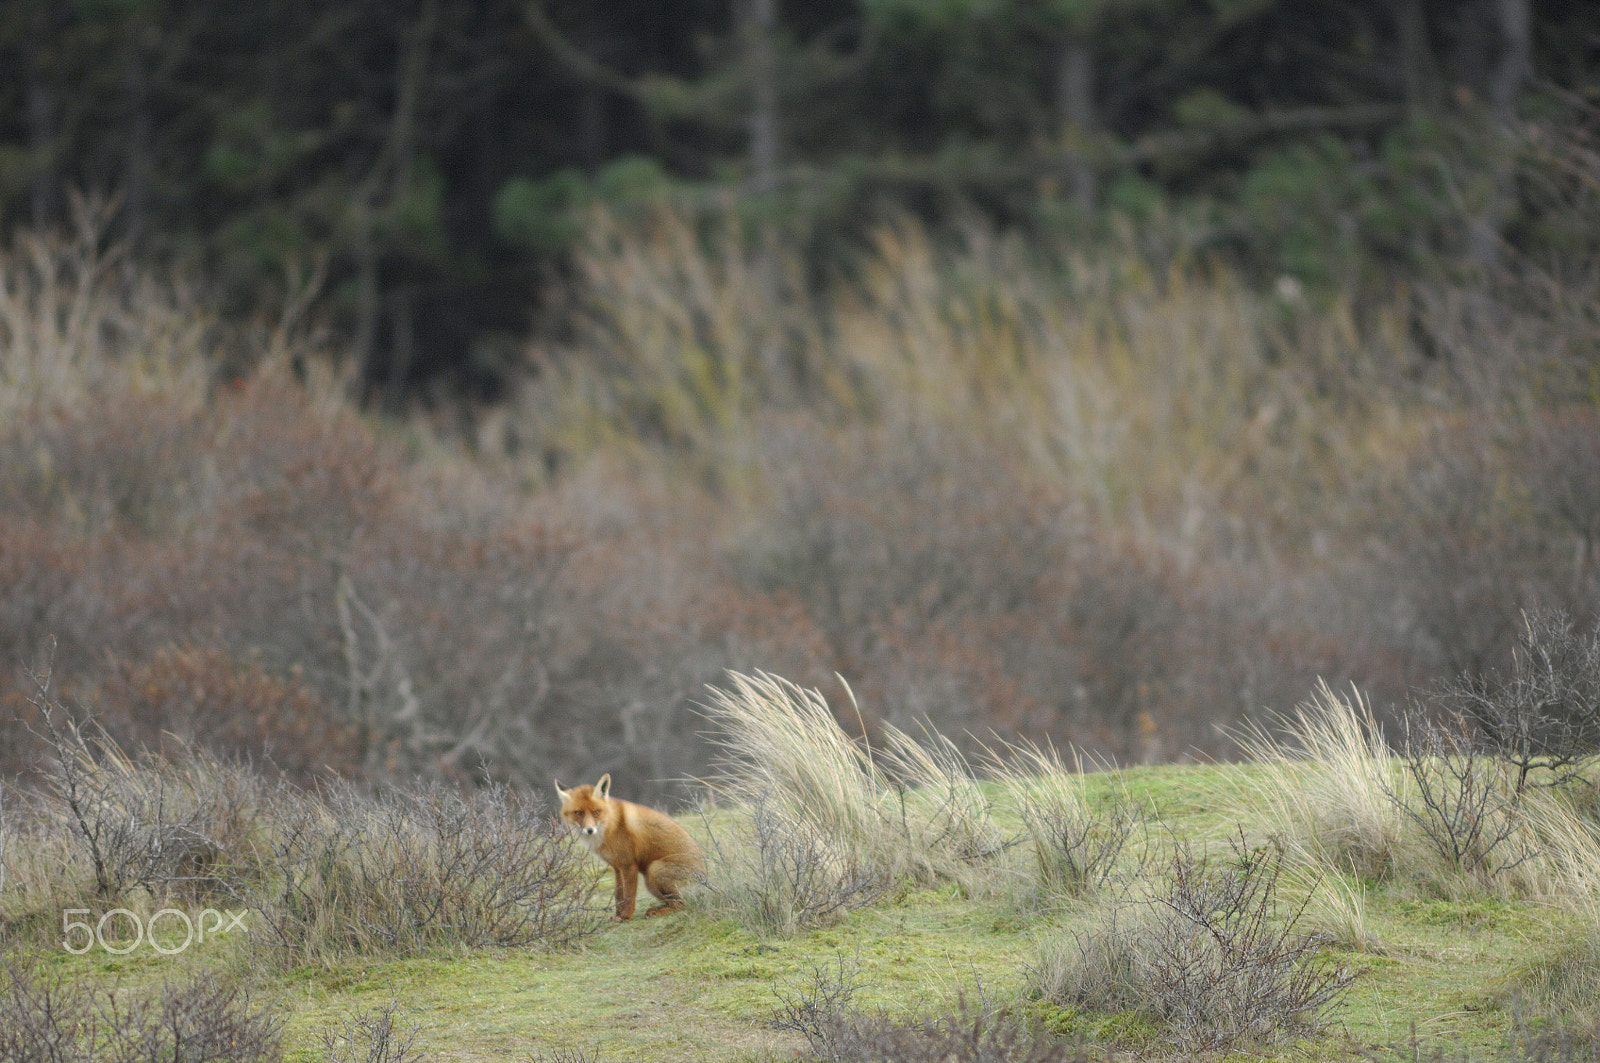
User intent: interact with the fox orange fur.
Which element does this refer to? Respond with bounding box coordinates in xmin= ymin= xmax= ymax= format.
xmin=554 ymin=773 xmax=704 ymax=920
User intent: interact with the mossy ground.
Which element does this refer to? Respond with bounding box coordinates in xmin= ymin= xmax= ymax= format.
xmin=13 ymin=762 xmax=1584 ymax=1061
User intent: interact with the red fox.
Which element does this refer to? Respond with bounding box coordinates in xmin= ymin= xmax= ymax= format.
xmin=555 ymin=773 xmax=705 ymax=920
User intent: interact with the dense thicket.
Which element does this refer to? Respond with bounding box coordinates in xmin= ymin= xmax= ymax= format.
xmin=0 ymin=0 xmax=1593 ymax=394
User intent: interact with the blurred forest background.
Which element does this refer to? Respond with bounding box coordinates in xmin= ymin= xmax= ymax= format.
xmin=1 ymin=0 xmax=1598 ymax=801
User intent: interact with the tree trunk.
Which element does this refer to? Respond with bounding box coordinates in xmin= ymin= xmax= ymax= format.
xmin=24 ymin=1 xmax=62 ymax=228
xmin=1056 ymin=34 xmax=1096 ymax=212
xmin=1487 ymin=0 xmax=1529 ymax=126
xmin=579 ymin=86 xmax=607 ymax=173
xmin=122 ymin=26 xmax=153 ymax=250
xmin=739 ymin=0 xmax=788 ymax=396
xmin=384 ymin=288 xmax=417 ymax=413
xmin=1395 ymin=0 xmax=1437 ymax=112
xmin=353 ymin=0 xmax=438 ymax=389
xmin=742 ymin=0 xmax=780 ymax=195
xmin=1466 ymin=0 xmax=1530 ymax=273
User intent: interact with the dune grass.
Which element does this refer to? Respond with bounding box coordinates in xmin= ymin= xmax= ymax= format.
xmin=697 ymin=671 xmax=1008 ymax=903
xmin=1226 ymin=679 xmax=1409 ymax=879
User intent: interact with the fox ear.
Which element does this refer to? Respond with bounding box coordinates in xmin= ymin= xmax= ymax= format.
xmin=554 ymin=779 xmax=569 ymax=800
xmin=595 ymin=773 xmax=611 ymax=800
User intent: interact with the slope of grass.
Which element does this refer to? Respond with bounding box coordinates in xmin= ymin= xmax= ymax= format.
xmin=7 ymin=752 xmax=1593 ymax=1062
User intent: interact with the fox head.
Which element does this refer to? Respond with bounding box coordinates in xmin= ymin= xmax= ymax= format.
xmin=555 ymin=773 xmax=612 ymax=849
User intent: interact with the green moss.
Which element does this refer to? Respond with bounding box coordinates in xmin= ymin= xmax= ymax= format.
xmin=1030 ymin=1001 xmax=1161 ymax=1047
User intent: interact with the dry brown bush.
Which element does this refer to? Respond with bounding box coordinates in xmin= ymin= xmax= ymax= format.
xmin=1030 ymin=835 xmax=1357 ymax=1051
xmin=732 ymin=420 xmax=1360 ymax=762
xmin=250 ymin=780 xmax=598 ymax=964
xmin=95 ymin=645 xmax=360 ymax=781
xmin=3 ymin=206 xmax=1597 ymax=795
xmin=320 ymin=998 xmax=428 ymax=1063
xmin=22 ymin=668 xmax=268 ymax=901
xmin=0 ymin=964 xmax=281 ymax=1063
xmin=0 ymin=363 xmax=719 ymax=799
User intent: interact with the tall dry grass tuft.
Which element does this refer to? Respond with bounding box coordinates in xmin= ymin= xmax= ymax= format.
xmin=1229 ymin=677 xmax=1597 ymax=904
xmin=831 ymin=219 xmax=1393 ymax=533
xmin=1512 ymin=793 xmax=1600 ymax=1035
xmin=698 ymin=671 xmax=1004 ymax=923
xmin=528 ymin=204 xmax=1410 ymax=546
xmin=523 ymin=206 xmax=834 ymax=464
xmin=875 ymin=723 xmax=1006 ymax=873
xmin=694 ymin=797 xmax=885 ymax=937
xmin=1229 ymin=680 xmax=1408 ymax=879
xmin=701 ymin=672 xmax=885 ymax=853
xmin=0 ymin=199 xmax=213 ymax=426
xmin=0 ymin=784 xmax=83 ymax=948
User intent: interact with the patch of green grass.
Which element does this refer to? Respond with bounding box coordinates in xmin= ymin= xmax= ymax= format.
xmin=1392 ymin=897 xmax=1527 ymax=931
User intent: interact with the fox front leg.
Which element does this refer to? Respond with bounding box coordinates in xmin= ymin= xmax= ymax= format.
xmin=613 ymin=863 xmax=639 ymax=920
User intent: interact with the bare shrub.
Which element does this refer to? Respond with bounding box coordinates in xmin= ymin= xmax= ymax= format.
xmin=526 ymin=1049 xmax=603 ymax=1063
xmin=734 ymin=415 xmax=1351 ymax=765
xmin=0 ymin=391 xmax=211 ymax=538
xmin=730 ymin=424 xmax=1048 ymax=737
xmin=1525 ymin=409 xmax=1600 ymax=567
xmin=1031 ymin=834 xmax=1357 ymax=1051
xmin=823 ymin=998 xmax=1101 ymax=1063
xmin=988 ymin=740 xmax=1147 ymax=901
xmin=0 ymin=337 xmax=643 ymax=795
xmin=1436 ymin=609 xmax=1600 ymax=794
xmin=772 ymin=960 xmax=1094 ymax=1063
xmin=1368 ymin=411 xmax=1600 ymax=688
xmin=321 ymin=998 xmax=427 ymax=1063
xmin=0 ymin=202 xmax=212 ymax=428
xmin=770 ymin=952 xmax=866 ymax=1061
xmin=252 ymin=780 xmax=597 ymax=963
xmin=1359 ymin=1015 xmax=1600 ymax=1062
xmin=1385 ymin=707 xmax=1534 ymax=881
xmin=24 ymin=664 xmax=262 ymax=900
xmin=0 ymin=963 xmax=281 ymax=1063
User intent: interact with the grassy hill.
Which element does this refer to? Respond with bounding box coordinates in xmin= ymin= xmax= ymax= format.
xmin=4 ymin=671 xmax=1599 ymax=1062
